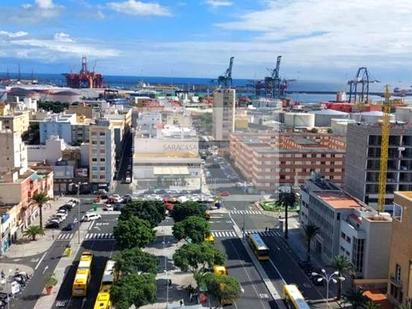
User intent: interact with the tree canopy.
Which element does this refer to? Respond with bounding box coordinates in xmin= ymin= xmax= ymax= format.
xmin=119 ymin=200 xmax=165 ymax=227
xmin=32 ymin=192 xmax=49 ymax=228
xmin=200 ymin=272 xmax=241 ymax=305
xmin=171 ymin=201 xmax=207 ymax=222
xmin=111 ymin=273 xmax=156 ymax=309
xmin=113 ymin=247 xmax=158 ymax=277
xmin=173 ymin=216 xmax=210 ymax=243
xmin=173 ymin=242 xmax=226 ymax=275
xmin=23 ymin=225 xmax=45 ymax=241
xmin=113 ymin=216 xmax=155 ymax=250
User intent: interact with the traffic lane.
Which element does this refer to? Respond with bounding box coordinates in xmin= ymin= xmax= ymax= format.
xmin=261 ymin=235 xmax=325 ymax=301
xmin=12 ymin=238 xmax=72 ymax=309
xmin=216 ymin=237 xmax=277 ymax=309
xmin=208 ymin=214 xmax=232 ymax=231
xmin=230 ymin=214 xmax=279 ymax=233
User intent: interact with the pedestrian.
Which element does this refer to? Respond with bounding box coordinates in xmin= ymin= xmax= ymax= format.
xmin=168 ymin=279 xmax=172 ymax=286
xmin=265 ymin=227 xmax=268 ymax=232
xmin=1 ymin=270 xmax=4 ymax=279
xmin=179 ymin=300 xmax=183 ymax=307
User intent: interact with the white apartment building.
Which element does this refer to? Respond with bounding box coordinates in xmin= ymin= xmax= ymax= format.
xmin=89 ymin=119 xmax=116 ymax=190
xmin=39 ymin=113 xmax=77 ymax=144
xmin=212 ymin=88 xmax=236 ymax=141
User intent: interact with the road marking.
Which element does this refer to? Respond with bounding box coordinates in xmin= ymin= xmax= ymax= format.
xmin=42 ymin=265 xmax=49 ymax=274
xmin=56 ymin=233 xmax=74 ymax=240
xmin=88 ymin=221 xmax=95 ymax=230
xmin=94 ymin=226 xmax=101 ymax=231
xmin=85 ymin=233 xmax=115 ymax=240
xmin=35 ymin=252 xmax=47 ymax=270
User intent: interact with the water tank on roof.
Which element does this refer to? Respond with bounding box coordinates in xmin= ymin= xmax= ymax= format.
xmin=311 ymin=109 xmax=349 ymax=127
xmin=284 ymin=112 xmax=315 ymax=128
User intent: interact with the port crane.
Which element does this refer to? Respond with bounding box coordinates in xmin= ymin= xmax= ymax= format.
xmin=377 ymin=85 xmax=391 ymax=212
xmin=347 ymin=67 xmax=379 ymax=103
xmin=216 ymin=57 xmax=234 ymax=88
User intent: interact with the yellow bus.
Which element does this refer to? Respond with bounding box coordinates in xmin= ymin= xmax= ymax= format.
xmin=247 ymin=233 xmax=269 ymax=260
xmin=93 ymin=260 xmax=116 ymax=309
xmin=283 ymin=284 xmax=310 ymax=309
xmin=72 ymin=251 xmax=93 ymax=297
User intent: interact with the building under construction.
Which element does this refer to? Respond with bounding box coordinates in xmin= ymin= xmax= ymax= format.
xmin=64 ymin=57 xmax=103 ymax=89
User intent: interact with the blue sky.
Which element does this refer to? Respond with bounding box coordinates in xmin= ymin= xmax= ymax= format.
xmin=1 ymin=0 xmax=412 ymax=84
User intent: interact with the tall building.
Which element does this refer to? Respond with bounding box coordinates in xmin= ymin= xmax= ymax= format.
xmin=39 ymin=113 xmax=77 ymax=144
xmin=89 ymin=119 xmax=115 ymax=190
xmin=344 ymin=122 xmax=412 ymax=209
xmin=212 ymin=88 xmax=236 ymax=141
xmin=302 ymin=179 xmax=392 ymax=279
xmin=0 ymin=128 xmax=28 ymax=173
xmin=387 ymin=191 xmax=412 ymax=306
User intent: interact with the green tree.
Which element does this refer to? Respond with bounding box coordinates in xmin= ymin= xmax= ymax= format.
xmin=173 ymin=242 xmax=226 ymax=278
xmin=343 ymin=289 xmax=368 ymax=309
xmin=113 ymin=247 xmax=158 ymax=277
xmin=279 ymin=191 xmax=296 ymax=239
xmin=303 ymin=224 xmax=319 ymax=262
xmin=201 ymin=273 xmax=241 ymax=306
xmin=32 ymin=192 xmax=49 ymax=228
xmin=332 ymin=255 xmax=354 ymax=300
xmin=173 ymin=216 xmax=210 ymax=243
xmin=111 ymin=273 xmax=156 ymax=309
xmin=113 ymin=216 xmax=155 ymax=250
xmin=23 ymin=225 xmax=45 ymax=241
xmin=171 ymin=201 xmax=207 ymax=222
xmin=119 ymin=200 xmax=165 ymax=227
xmin=396 ymin=304 xmax=411 ymax=309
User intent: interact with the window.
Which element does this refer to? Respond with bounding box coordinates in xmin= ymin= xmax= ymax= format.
xmin=99 ymin=175 xmax=105 ymax=179
xmin=100 ymin=167 xmax=105 ymax=171
xmin=99 ymin=132 xmax=105 ymax=136
xmin=395 ymin=264 xmax=401 ymax=282
xmin=341 ymin=232 xmax=345 ymax=239
xmin=100 ymin=158 xmax=105 ymax=162
xmin=92 ymin=166 xmax=98 ymax=171
xmin=92 ymin=141 xmax=97 ymax=145
xmin=92 ymin=158 xmax=97 ymax=162
xmin=100 ymin=141 xmax=105 ymax=145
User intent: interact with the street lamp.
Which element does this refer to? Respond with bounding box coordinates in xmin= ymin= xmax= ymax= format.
xmin=311 ymin=269 xmax=345 ymax=307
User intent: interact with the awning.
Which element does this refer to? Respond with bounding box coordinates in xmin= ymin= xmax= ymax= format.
xmin=153 ymin=166 xmax=190 ymax=175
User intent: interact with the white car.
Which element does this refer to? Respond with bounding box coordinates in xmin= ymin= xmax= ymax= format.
xmin=103 ymin=204 xmax=114 ymax=211
xmin=81 ymin=213 xmax=102 ymax=222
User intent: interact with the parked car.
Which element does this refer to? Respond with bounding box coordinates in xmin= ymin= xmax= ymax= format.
xmin=103 ymin=204 xmax=114 ymax=211
xmin=57 ymin=209 xmax=68 ymax=215
xmin=62 ymin=223 xmax=75 ymax=231
xmin=58 ymin=205 xmax=72 ymax=212
xmin=45 ymin=220 xmax=60 ymax=229
xmin=219 ymin=191 xmax=230 ymax=197
xmin=54 ymin=213 xmax=67 ymax=221
xmin=122 ymin=194 xmax=132 ymax=203
xmin=49 ymin=215 xmax=64 ymax=223
xmin=81 ymin=213 xmax=101 ymax=222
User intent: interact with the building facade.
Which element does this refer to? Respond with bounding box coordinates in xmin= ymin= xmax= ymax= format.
xmin=39 ymin=113 xmax=77 ymax=144
xmin=344 ymin=122 xmax=412 ymax=209
xmin=212 ymin=88 xmax=236 ymax=141
xmin=230 ymin=132 xmax=345 ymax=190
xmin=88 ymin=119 xmax=115 ymax=190
xmin=0 ymin=129 xmax=28 ymax=173
xmin=387 ymin=191 xmax=412 ymax=306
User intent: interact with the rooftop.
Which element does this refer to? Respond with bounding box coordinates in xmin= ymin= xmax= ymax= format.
xmin=395 ymin=191 xmax=412 ymax=201
xmin=315 ymin=191 xmax=363 ymax=210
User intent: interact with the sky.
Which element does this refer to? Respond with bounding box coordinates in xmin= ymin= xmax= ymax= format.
xmin=1 ymin=0 xmax=412 ymax=84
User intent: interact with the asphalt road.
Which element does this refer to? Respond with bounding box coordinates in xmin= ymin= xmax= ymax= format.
xmin=52 ymin=214 xmax=118 ymax=309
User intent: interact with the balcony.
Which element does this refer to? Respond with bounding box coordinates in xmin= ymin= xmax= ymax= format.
xmin=390 ymin=274 xmax=402 ymax=287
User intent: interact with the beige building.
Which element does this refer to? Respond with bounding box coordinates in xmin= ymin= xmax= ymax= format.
xmin=230 ymin=132 xmax=346 ymax=190
xmin=0 ymin=111 xmax=30 ymax=134
xmin=0 ymin=129 xmax=28 ymax=173
xmin=387 ymin=191 xmax=412 ymax=306
xmin=212 ymin=88 xmax=236 ymax=141
xmin=89 ymin=118 xmax=116 ymax=190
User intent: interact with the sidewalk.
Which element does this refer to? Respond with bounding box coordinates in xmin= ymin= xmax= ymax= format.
xmin=2 ymin=196 xmax=73 ymax=260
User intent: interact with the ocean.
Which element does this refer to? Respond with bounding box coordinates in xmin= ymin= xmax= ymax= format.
xmin=0 ymin=72 xmax=385 ymax=103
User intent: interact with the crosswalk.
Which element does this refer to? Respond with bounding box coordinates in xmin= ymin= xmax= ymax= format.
xmin=211 ymin=230 xmax=278 ymax=238
xmin=56 ymin=233 xmax=74 ymax=240
xmin=229 ymin=210 xmax=263 ymax=215
xmin=85 ymin=233 xmax=115 ymax=240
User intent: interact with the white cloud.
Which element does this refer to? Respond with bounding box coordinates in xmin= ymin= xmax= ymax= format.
xmin=35 ymin=0 xmax=54 ymax=9
xmin=107 ymin=0 xmax=171 ymax=16
xmin=0 ymin=31 xmax=28 ymax=38
xmin=206 ymin=0 xmax=233 ymax=8
xmin=0 ymin=30 xmax=119 ymax=62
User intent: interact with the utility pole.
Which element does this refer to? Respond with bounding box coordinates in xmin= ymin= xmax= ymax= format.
xmin=77 ymin=182 xmax=81 ymax=244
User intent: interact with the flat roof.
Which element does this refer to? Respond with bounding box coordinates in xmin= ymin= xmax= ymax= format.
xmin=396 ymin=191 xmax=412 ymax=201
xmin=315 ymin=191 xmax=363 ymax=210
xmin=153 ymin=166 xmax=190 ymax=175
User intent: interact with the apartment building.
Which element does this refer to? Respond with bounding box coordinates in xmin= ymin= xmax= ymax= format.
xmin=212 ymin=88 xmax=236 ymax=141
xmin=303 ymin=182 xmax=392 ymax=279
xmin=344 ymin=122 xmax=412 ymax=209
xmin=0 ymin=111 xmax=30 ymax=134
xmin=230 ymin=132 xmax=345 ymax=190
xmin=0 ymin=128 xmax=28 ymax=173
xmin=39 ymin=113 xmax=77 ymax=144
xmin=387 ymin=191 xmax=412 ymax=306
xmin=89 ymin=119 xmax=116 ymax=190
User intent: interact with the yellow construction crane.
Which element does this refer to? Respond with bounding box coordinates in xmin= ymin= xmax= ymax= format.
xmin=377 ymin=85 xmax=391 ymax=212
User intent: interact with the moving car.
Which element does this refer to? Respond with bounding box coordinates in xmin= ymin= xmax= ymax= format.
xmin=62 ymin=223 xmax=75 ymax=231
xmin=45 ymin=220 xmax=60 ymax=229
xmin=81 ymin=213 xmax=102 ymax=222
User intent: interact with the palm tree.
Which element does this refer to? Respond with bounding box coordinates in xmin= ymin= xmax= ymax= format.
xmin=363 ymin=301 xmax=381 ymax=309
xmin=397 ymin=304 xmax=411 ymax=309
xmin=23 ymin=225 xmax=45 ymax=241
xmin=32 ymin=192 xmax=49 ymax=228
xmin=343 ymin=289 xmax=368 ymax=309
xmin=303 ymin=224 xmax=319 ymax=262
xmin=279 ymin=191 xmax=296 ymax=239
xmin=332 ymin=255 xmax=354 ymax=300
